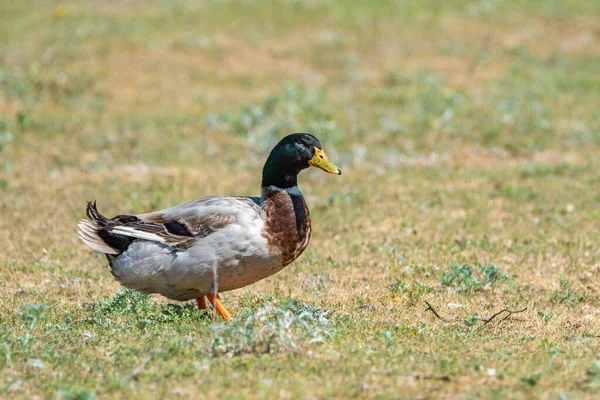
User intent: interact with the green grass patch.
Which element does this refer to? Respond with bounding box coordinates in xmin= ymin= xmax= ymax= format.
xmin=438 ymin=262 xmax=513 ymax=294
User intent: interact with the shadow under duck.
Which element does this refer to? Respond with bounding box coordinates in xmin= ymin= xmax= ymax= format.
xmin=78 ymin=133 xmax=341 ymax=320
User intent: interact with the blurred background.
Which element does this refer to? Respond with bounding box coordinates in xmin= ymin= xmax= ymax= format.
xmin=1 ymin=1 xmax=599 ymax=398
xmin=2 ymin=1 xmax=598 ymax=233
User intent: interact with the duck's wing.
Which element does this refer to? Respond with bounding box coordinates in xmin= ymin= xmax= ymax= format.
xmin=119 ymin=196 xmax=264 ymax=249
xmin=79 ymin=196 xmax=263 ymax=253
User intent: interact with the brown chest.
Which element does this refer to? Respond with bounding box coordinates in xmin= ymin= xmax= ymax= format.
xmin=262 ymin=187 xmax=311 ymax=266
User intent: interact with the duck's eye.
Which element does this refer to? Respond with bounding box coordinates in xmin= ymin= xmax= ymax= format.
xmin=319 ymin=154 xmax=324 ymax=159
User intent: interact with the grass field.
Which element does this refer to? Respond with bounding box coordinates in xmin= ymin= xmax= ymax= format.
xmin=1 ymin=0 xmax=600 ymax=398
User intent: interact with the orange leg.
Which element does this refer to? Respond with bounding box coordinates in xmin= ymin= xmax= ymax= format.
xmin=206 ymin=293 xmax=232 ymax=321
xmin=196 ymin=296 xmax=207 ymax=310
xmin=196 ymin=296 xmax=210 ymax=318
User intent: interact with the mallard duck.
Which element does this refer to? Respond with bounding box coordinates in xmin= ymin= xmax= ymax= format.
xmin=78 ymin=133 xmax=341 ymax=320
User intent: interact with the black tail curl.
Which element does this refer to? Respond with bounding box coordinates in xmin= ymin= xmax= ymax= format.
xmin=86 ymin=200 xmax=111 ymax=226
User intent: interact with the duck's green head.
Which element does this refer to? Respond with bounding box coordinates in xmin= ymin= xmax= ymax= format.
xmin=262 ymin=133 xmax=341 ymax=188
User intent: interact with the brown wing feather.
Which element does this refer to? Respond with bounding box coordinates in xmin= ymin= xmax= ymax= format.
xmin=122 ymin=213 xmax=238 ymax=250
xmin=181 ymin=214 xmax=237 ymax=237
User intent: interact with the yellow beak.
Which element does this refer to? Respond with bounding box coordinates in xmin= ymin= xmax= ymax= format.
xmin=309 ymin=148 xmax=342 ymax=175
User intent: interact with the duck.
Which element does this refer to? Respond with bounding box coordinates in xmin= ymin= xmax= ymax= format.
xmin=77 ymin=133 xmax=341 ymax=320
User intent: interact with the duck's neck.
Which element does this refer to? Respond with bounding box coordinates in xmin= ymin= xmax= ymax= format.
xmin=261 ymin=156 xmax=299 ymax=189
xmin=260 ymin=154 xmax=302 ymax=206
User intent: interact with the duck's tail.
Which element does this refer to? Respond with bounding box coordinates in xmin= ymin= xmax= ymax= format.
xmin=77 ymin=201 xmax=133 ymax=255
